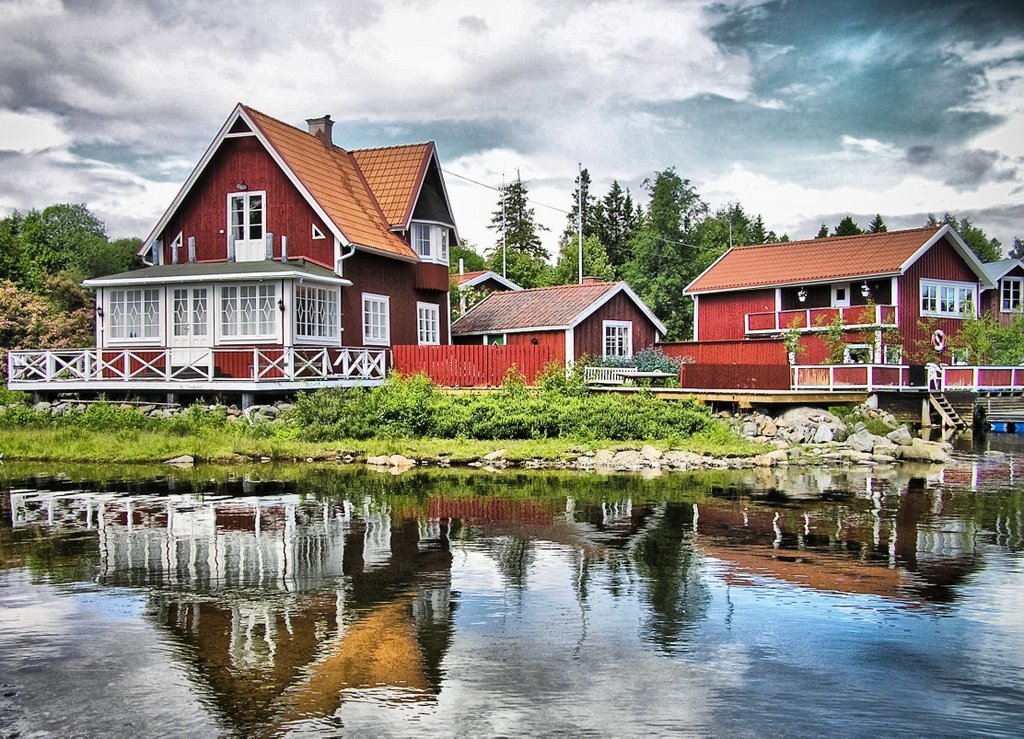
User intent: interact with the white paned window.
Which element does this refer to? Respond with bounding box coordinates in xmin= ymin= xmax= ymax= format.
xmin=417 ymin=302 xmax=440 ymax=345
xmin=109 ymin=289 xmax=160 ymax=341
xmin=883 ymin=345 xmax=903 ymax=365
xmin=295 ymin=285 xmax=339 ymax=341
xmin=603 ymin=320 xmax=633 ymax=358
xmin=410 ymin=222 xmax=450 ymax=264
xmin=1002 ymin=277 xmax=1023 ymax=312
xmin=831 ymin=283 xmax=850 ymax=308
xmin=362 ymin=293 xmax=390 ymax=346
xmin=920 ymin=280 xmax=976 ymax=318
xmin=844 ymin=344 xmax=872 ymax=364
xmin=221 ymin=284 xmax=276 ymax=338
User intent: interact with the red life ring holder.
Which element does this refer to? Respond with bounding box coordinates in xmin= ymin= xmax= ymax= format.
xmin=932 ymin=329 xmax=946 ymax=352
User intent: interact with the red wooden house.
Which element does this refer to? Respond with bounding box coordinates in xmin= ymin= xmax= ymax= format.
xmin=683 ymin=225 xmax=996 ymax=367
xmin=451 ymin=280 xmax=666 ymax=364
xmin=8 ymin=103 xmax=460 ymax=399
xmin=980 ymin=259 xmax=1024 ymax=325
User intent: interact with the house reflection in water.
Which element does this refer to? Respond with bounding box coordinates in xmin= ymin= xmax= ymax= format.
xmin=6 ymin=457 xmax=1018 ymax=732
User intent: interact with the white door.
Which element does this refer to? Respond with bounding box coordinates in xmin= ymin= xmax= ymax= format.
xmin=170 ymin=287 xmax=212 ymax=369
xmin=229 ymin=191 xmax=266 ymax=261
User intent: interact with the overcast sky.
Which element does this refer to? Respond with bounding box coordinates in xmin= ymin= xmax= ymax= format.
xmin=0 ymin=0 xmax=1022 ymax=256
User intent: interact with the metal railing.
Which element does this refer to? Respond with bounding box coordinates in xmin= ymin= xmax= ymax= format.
xmin=7 ymin=346 xmax=389 ymax=386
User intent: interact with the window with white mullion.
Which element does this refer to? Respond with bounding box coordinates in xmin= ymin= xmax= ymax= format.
xmin=417 ymin=302 xmax=440 ymax=345
xmin=603 ymin=320 xmax=633 ymax=358
xmin=1002 ymin=277 xmax=1023 ymax=312
xmin=220 ymin=283 xmax=276 ymax=339
xmin=410 ymin=222 xmax=450 ymax=264
xmin=920 ymin=280 xmax=976 ymax=318
xmin=296 ymin=285 xmax=339 ymax=341
xmin=109 ymin=288 xmax=161 ymax=341
xmin=362 ymin=293 xmax=390 ymax=346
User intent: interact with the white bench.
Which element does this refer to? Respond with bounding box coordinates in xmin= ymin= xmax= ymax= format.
xmin=584 ymin=366 xmax=641 ymax=385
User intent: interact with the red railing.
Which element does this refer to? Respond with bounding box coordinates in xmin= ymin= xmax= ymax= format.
xmin=392 ymin=344 xmax=556 ymax=386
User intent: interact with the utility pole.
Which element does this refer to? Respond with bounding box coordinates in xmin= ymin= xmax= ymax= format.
xmin=577 ymin=162 xmax=583 ymax=284
xmin=501 ymin=174 xmax=507 ymax=279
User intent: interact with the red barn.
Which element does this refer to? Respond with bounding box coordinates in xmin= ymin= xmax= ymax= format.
xmin=451 ymin=280 xmax=666 ymax=364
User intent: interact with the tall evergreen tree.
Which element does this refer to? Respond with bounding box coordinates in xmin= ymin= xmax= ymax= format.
xmin=486 ymin=174 xmax=550 ymax=286
xmin=595 ymin=180 xmax=640 ymax=275
xmin=867 ymin=214 xmax=887 ymax=233
xmin=815 ymin=224 xmax=830 ymax=239
xmin=834 ymin=215 xmax=863 ymax=236
xmin=562 ymin=167 xmax=601 ymax=243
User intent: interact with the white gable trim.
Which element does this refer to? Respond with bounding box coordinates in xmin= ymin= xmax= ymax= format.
xmin=459 ymin=271 xmax=522 ymax=291
xmin=568 ymin=282 xmax=668 ymax=337
xmin=899 ymin=224 xmax=996 ymax=289
xmin=139 ymin=104 xmax=349 ymax=256
xmin=684 ymin=246 xmax=734 ymax=294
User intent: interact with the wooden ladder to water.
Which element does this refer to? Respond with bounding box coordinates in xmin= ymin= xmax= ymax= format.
xmin=929 ymin=391 xmax=968 ymax=429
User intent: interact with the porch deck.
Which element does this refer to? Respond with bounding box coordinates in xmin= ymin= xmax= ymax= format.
xmin=6 ymin=346 xmax=388 ymax=393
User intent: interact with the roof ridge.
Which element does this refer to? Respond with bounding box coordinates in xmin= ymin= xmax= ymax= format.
xmin=351 ymin=142 xmax=433 ymax=153
xmin=732 ymin=225 xmax=941 ymax=250
xmin=240 ymin=102 xmax=354 ymax=150
xmin=512 ymin=281 xmax=618 ymax=294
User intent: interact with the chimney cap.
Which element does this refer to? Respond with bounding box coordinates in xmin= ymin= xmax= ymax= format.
xmin=305 ymin=114 xmax=334 ymax=143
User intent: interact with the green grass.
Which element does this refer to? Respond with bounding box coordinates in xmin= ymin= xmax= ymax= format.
xmin=0 ymin=425 xmax=765 ymax=465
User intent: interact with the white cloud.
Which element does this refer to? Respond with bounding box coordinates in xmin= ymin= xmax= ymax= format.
xmin=0 ymin=108 xmax=69 ymax=152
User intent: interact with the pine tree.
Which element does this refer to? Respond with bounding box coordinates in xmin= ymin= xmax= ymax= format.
xmin=867 ymin=214 xmax=887 ymax=233
xmin=815 ymin=224 xmax=830 ymax=239
xmin=562 ymin=167 xmax=601 ymax=243
xmin=487 ymin=174 xmax=549 ymax=263
xmin=595 ymin=180 xmax=640 ymax=275
xmin=834 ymin=216 xmax=863 ymax=236
xmin=927 ymin=213 xmax=1002 ymax=262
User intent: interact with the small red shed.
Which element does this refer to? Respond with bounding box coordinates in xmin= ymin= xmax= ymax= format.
xmin=450 ymin=280 xmax=666 ymax=365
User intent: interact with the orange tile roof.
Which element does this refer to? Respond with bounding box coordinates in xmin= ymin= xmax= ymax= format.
xmin=686 ymin=226 xmax=945 ymax=293
xmin=242 ymin=105 xmax=417 ymax=260
xmin=452 ymin=281 xmax=619 ymax=334
xmin=351 ymin=143 xmax=433 ymax=227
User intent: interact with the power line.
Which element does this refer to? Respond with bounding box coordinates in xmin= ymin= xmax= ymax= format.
xmin=442 ymin=168 xmax=571 ymax=215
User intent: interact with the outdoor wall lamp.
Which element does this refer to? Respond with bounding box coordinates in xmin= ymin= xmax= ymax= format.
xmin=95 ymin=304 xmax=104 ymax=318
xmin=235 ymin=181 xmax=248 ymax=191
xmin=797 ymin=287 xmax=807 ymax=303
xmin=278 ymin=298 xmax=285 ymax=312
xmin=861 ymin=281 xmax=871 ymax=298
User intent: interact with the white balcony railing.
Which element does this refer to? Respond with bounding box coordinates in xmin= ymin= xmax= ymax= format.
xmin=6 ymin=346 xmax=388 ymax=387
xmin=745 ymin=304 xmax=898 ymax=336
xmin=792 ymin=364 xmax=1024 ymax=392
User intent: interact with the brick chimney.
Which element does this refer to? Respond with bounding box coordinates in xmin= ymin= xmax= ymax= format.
xmin=305 ymin=114 xmax=333 ymax=144
xmin=581 ymin=276 xmax=609 ymax=284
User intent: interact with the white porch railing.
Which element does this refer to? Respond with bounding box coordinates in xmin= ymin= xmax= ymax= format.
xmin=792 ymin=364 xmax=1024 ymax=392
xmin=7 ymin=346 xmax=389 ymax=386
xmin=745 ymin=304 xmax=898 ymax=336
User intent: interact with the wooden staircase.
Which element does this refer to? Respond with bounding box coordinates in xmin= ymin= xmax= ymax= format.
xmin=929 ymin=391 xmax=968 ymax=429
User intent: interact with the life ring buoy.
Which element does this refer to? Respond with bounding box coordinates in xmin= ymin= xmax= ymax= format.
xmin=932 ymin=329 xmax=946 ymax=352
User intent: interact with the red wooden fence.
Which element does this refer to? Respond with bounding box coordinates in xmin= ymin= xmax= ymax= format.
xmin=392 ymin=344 xmax=558 ymax=386
xmin=678 ymin=364 xmax=792 ymax=390
xmin=659 ymin=339 xmax=790 ymax=365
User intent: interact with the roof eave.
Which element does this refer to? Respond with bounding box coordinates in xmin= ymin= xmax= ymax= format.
xmin=687 ymin=271 xmax=904 ymax=296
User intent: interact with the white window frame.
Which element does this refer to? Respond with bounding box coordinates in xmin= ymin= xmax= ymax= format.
xmin=416 ymin=302 xmax=441 ymax=345
xmin=483 ymin=334 xmax=507 ymax=346
xmin=1002 ymin=277 xmax=1023 ymax=313
xmin=831 ymin=283 xmax=851 ymax=308
xmin=227 ymin=190 xmax=267 ymax=259
xmin=219 ymin=283 xmax=278 ymax=342
xmin=311 ymin=223 xmax=326 ymax=240
xmin=920 ymin=279 xmax=976 ymax=319
xmin=295 ymin=284 xmax=340 ymax=344
xmin=844 ymin=343 xmax=872 ymax=364
xmin=883 ymin=344 xmax=903 ymax=365
xmin=362 ymin=293 xmax=391 ymax=346
xmin=603 ymin=320 xmax=633 ymax=358
xmin=107 ymin=288 xmax=162 ymax=344
xmin=410 ymin=221 xmax=450 ymax=265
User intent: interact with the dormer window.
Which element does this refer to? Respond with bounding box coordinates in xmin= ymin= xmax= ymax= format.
xmin=411 ymin=222 xmax=449 ymax=264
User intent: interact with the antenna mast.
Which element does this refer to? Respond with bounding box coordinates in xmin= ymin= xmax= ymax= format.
xmin=577 ymin=163 xmax=583 ymax=284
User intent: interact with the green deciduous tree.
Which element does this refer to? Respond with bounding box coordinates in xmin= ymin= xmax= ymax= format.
xmin=927 ymin=213 xmax=1002 ymax=262
xmin=550 ymin=234 xmax=615 ymax=285
xmin=449 ymin=239 xmax=487 ymax=275
xmin=815 ymin=224 xmax=830 ymax=239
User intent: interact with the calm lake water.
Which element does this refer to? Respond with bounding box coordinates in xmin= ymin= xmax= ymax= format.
xmin=2 ymin=436 xmax=1023 ymax=736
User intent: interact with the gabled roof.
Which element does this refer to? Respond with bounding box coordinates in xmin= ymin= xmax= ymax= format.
xmin=141 ymin=103 xmax=456 ymax=263
xmin=686 ymin=225 xmax=995 ymax=294
xmin=981 ymin=258 xmax=1024 ymax=285
xmin=451 ymin=281 xmax=667 ymax=336
xmin=453 ymin=270 xmax=522 ymax=291
xmin=351 ymin=143 xmax=433 ymax=227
